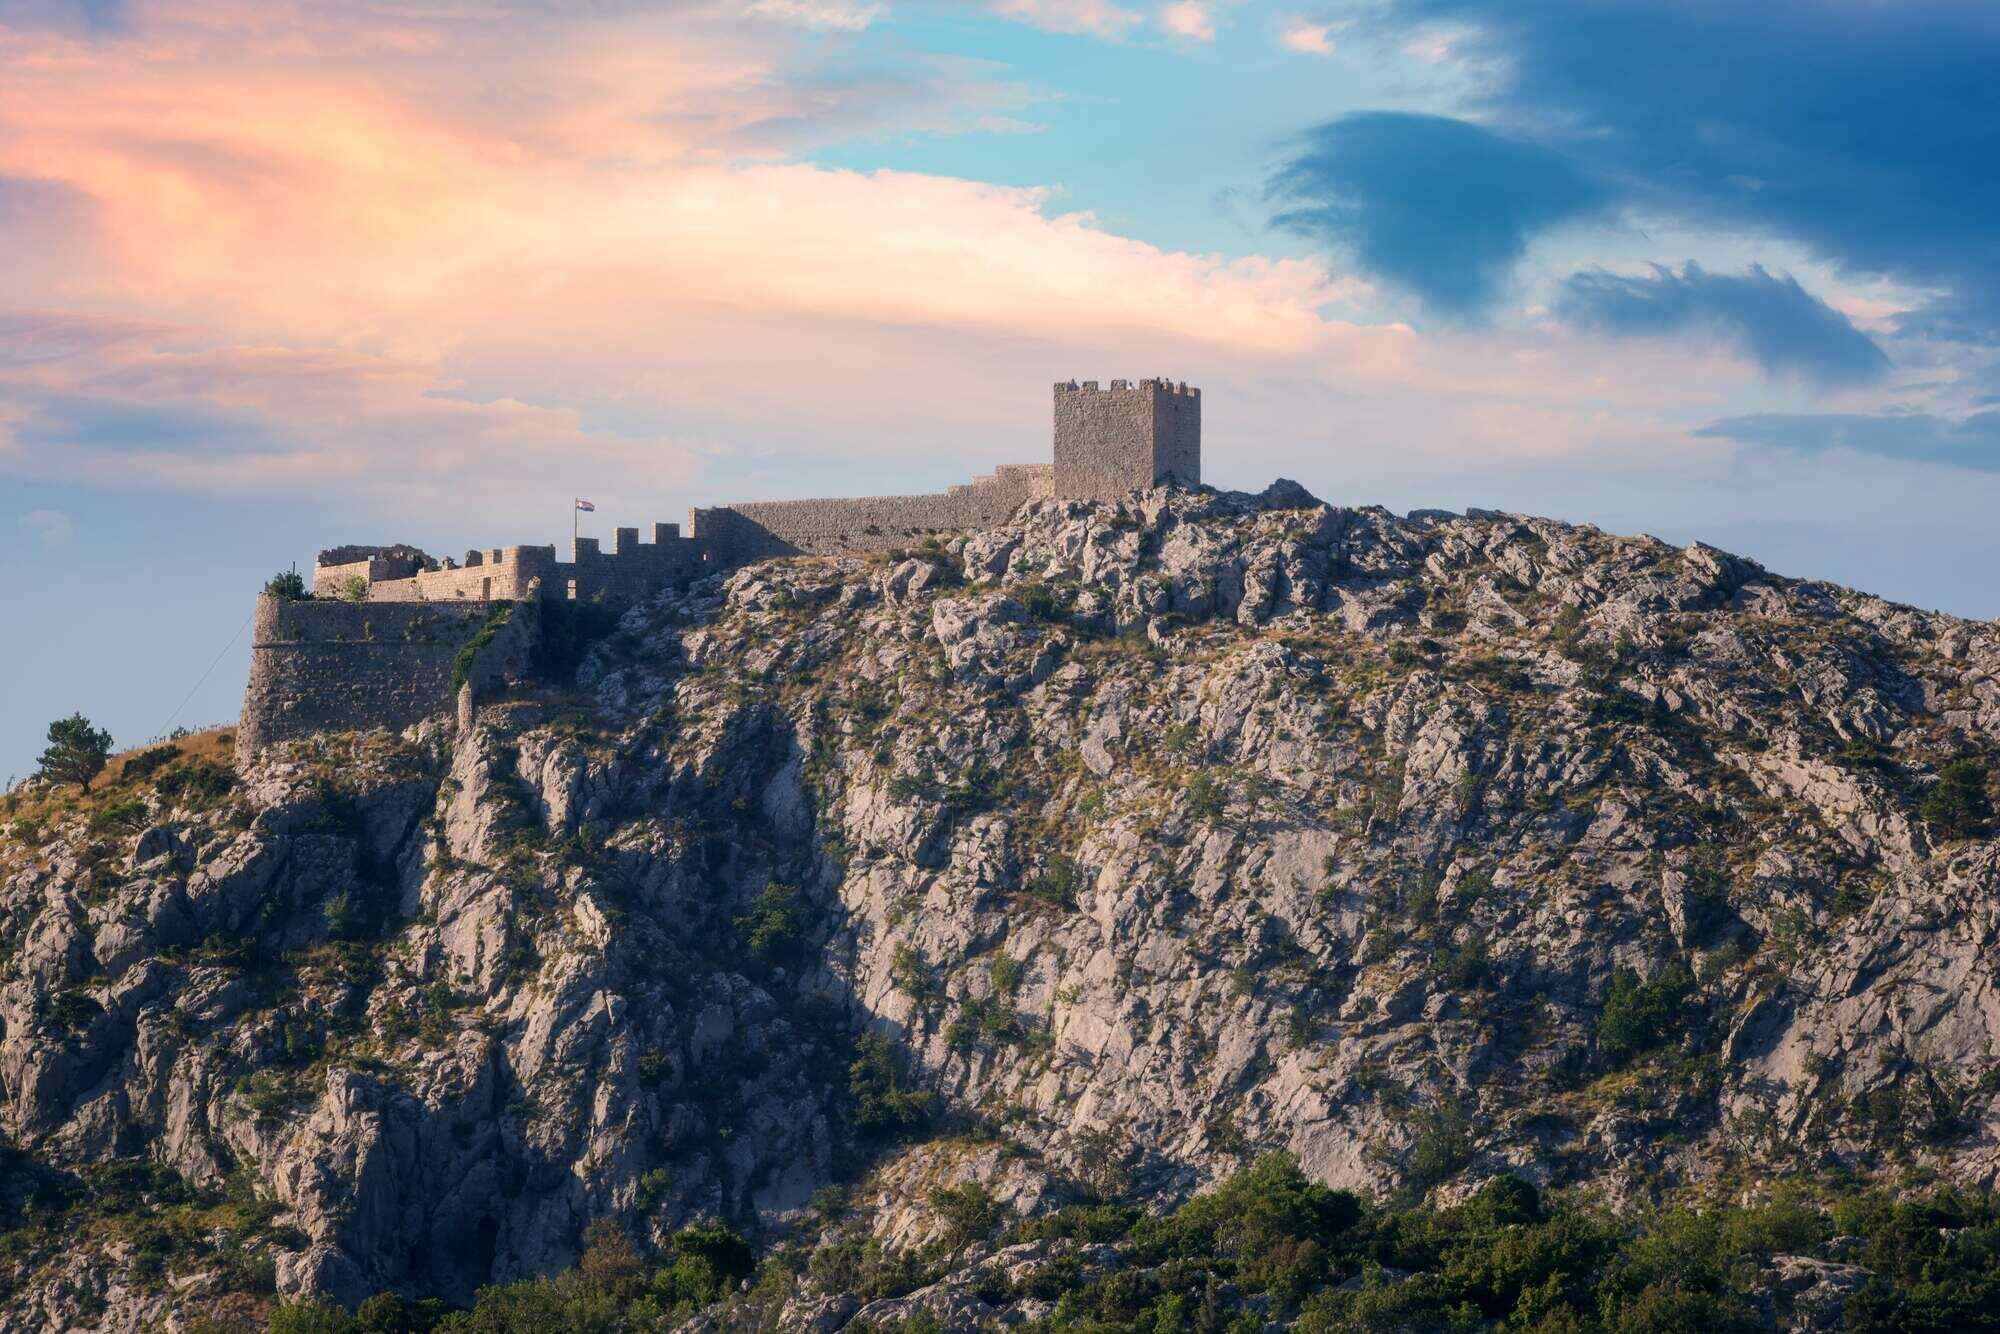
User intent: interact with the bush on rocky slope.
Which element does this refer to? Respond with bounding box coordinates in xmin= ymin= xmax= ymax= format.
xmin=269 ymin=1153 xmax=2000 ymax=1332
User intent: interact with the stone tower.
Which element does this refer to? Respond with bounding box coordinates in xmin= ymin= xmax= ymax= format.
xmin=1052 ymin=378 xmax=1201 ymax=502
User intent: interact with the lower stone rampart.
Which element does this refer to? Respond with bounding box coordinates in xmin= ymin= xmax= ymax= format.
xmin=237 ymin=596 xmax=538 ymax=759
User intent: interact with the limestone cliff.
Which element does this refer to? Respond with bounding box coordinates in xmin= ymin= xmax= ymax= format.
xmin=1 ymin=482 xmax=1997 ymax=1330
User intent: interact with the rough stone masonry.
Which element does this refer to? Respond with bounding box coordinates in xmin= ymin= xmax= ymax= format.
xmin=239 ymin=378 xmax=1201 ymax=758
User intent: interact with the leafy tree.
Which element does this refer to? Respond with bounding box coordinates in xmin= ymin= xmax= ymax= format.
xmin=1921 ymin=757 xmax=1991 ymax=839
xmin=1597 ymin=963 xmax=1695 ymax=1066
xmin=1136 ymin=1152 xmax=1361 ymax=1302
xmin=36 ymin=713 xmax=112 ymax=792
xmin=266 ymin=1303 xmax=359 ymax=1334
xmin=651 ymin=1225 xmax=755 ymax=1308
xmin=735 ymin=883 xmax=808 ymax=963
xmin=1407 ymin=1106 xmax=1475 ymax=1186
xmin=846 ymin=1031 xmax=935 ymax=1138
xmin=264 ymin=569 xmax=309 ymax=600
xmin=929 ymin=1182 xmax=1001 ymax=1253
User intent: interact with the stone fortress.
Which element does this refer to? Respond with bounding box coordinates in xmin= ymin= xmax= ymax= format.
xmin=238 ymin=378 xmax=1199 ymax=757
xmin=310 ymin=378 xmax=1198 ymax=603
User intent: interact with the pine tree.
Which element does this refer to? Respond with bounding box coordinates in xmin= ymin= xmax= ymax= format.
xmin=36 ymin=713 xmax=113 ymax=793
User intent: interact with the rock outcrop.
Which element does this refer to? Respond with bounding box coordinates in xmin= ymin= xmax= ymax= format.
xmin=2 ymin=481 xmax=1998 ymax=1327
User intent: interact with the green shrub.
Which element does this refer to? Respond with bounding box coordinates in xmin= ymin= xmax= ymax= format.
xmin=1185 ymin=772 xmax=1227 ymax=820
xmin=48 ymin=989 xmax=103 ymax=1031
xmin=155 ymin=758 xmax=233 ymax=806
xmin=1135 ymin=1153 xmax=1361 ymax=1302
xmin=1434 ymin=938 xmax=1492 ymax=989
xmin=1921 ymin=757 xmax=1992 ymax=839
xmin=989 ymin=953 xmax=1025 ymax=994
xmin=119 ymin=745 xmax=179 ymax=784
xmin=267 ymin=1302 xmax=360 ymax=1334
xmin=890 ymin=943 xmax=939 ymax=1000
xmin=306 ymin=1170 xmax=2000 ymax=1332
xmin=264 ymin=570 xmax=309 ymax=600
xmin=1407 ymin=1106 xmax=1475 ymax=1186
xmin=450 ymin=604 xmax=515 ymax=692
xmin=652 ymin=1225 xmax=754 ymax=1309
xmin=88 ymin=796 xmax=148 ymax=835
xmin=736 ymin=883 xmax=809 ymax=963
xmin=847 ymin=1032 xmax=935 ymax=1138
xmin=1015 ymin=581 xmax=1066 ymax=623
xmin=1597 ymin=963 xmax=1696 ymax=1066
xmin=1026 ymin=856 xmax=1080 ymax=910
xmin=929 ymin=1182 xmax=1001 ymax=1253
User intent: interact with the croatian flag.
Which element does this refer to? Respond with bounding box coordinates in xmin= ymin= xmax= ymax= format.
xmin=574 ymin=498 xmax=596 ymax=512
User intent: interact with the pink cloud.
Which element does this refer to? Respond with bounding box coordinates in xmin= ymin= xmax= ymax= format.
xmin=1158 ymin=1 xmax=1215 ymax=41
xmin=0 ymin=0 xmax=1770 ymax=529
xmin=986 ymin=0 xmax=1145 ymax=38
xmin=1280 ymin=19 xmax=1334 ymax=55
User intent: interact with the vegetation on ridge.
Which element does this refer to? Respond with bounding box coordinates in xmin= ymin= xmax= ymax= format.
xmin=263 ymin=1154 xmax=2000 ymax=1333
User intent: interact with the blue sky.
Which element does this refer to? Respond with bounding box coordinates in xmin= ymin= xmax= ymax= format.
xmin=3 ymin=0 xmax=1999 ymax=779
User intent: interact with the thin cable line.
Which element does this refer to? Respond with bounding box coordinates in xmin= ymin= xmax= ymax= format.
xmin=150 ymin=608 xmax=254 ymax=745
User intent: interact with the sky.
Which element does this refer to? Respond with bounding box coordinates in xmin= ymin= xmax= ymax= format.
xmin=3 ymin=0 xmax=1999 ymax=780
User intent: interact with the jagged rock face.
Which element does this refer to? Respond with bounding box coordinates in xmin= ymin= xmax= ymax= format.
xmin=3 ymin=482 xmax=2000 ymax=1324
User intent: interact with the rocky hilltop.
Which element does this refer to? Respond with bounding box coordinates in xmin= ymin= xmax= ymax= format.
xmin=2 ymin=482 xmax=1998 ymax=1330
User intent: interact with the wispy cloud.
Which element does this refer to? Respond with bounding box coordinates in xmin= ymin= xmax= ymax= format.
xmin=18 ymin=508 xmax=72 ymax=546
xmin=1270 ymin=112 xmax=1608 ymax=318
xmin=987 ymin=0 xmax=1144 ymax=38
xmin=1361 ymin=0 xmax=2000 ymax=344
xmin=1280 ymin=19 xmax=1335 ymax=55
xmin=742 ymin=0 xmax=884 ymax=29
xmin=1556 ymin=263 xmax=1890 ymax=389
xmin=1695 ymin=411 xmax=2000 ymax=473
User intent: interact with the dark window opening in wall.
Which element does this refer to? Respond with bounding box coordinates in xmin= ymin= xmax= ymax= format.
xmin=482 ymin=577 xmax=491 ymax=598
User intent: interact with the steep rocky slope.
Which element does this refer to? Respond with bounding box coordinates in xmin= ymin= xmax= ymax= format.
xmin=1 ymin=481 xmax=1997 ymax=1329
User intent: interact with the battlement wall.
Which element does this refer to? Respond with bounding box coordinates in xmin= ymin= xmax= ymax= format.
xmin=569 ymin=523 xmax=716 ymax=601
xmin=316 ymin=525 xmax=716 ymax=605
xmin=694 ymin=462 xmax=1053 ymax=559
xmin=237 ymin=596 xmax=536 ymax=758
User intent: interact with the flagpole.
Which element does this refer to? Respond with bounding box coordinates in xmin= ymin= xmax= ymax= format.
xmin=572 ymin=497 xmax=578 ymax=559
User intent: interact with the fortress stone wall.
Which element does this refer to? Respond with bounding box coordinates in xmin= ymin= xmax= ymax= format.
xmin=240 ymin=378 xmax=1200 ymax=757
xmin=237 ymin=597 xmax=537 ymax=757
xmin=691 ymin=463 xmax=1055 ymax=560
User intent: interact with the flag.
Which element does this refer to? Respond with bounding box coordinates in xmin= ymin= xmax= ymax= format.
xmin=575 ymin=498 xmax=596 ymax=512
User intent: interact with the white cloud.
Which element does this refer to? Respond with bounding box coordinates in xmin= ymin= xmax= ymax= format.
xmin=743 ymin=0 xmax=884 ymax=30
xmin=1280 ymin=19 xmax=1334 ymax=55
xmin=1158 ymin=1 xmax=1214 ymax=41
xmin=1403 ymin=30 xmax=1460 ymax=64
xmin=988 ymin=0 xmax=1145 ymax=38
xmin=20 ymin=508 xmax=72 ymax=546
